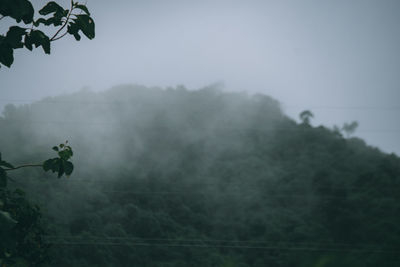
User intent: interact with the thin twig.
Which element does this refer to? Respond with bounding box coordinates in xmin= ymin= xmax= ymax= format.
xmin=51 ymin=31 xmax=68 ymax=41
xmin=4 ymin=164 xmax=43 ymax=171
xmin=50 ymin=2 xmax=74 ymax=41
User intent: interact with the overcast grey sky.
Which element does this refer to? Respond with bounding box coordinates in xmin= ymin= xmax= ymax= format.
xmin=1 ymin=0 xmax=399 ymax=154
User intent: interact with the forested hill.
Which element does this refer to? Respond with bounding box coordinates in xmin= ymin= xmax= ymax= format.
xmin=1 ymin=85 xmax=399 ymax=266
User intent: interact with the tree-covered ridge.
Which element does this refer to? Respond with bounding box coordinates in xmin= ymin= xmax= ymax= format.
xmin=0 ymin=85 xmax=399 ymax=266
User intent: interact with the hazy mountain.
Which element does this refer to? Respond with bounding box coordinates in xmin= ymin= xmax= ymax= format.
xmin=1 ymin=85 xmax=399 ymax=266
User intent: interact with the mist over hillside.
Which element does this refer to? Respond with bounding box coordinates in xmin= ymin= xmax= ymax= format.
xmin=1 ymin=85 xmax=399 ymax=266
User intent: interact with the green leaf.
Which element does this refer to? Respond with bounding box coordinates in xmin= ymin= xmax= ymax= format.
xmin=39 ymin=1 xmax=65 ymax=16
xmin=42 ymin=159 xmax=51 ymax=171
xmin=72 ymin=14 xmax=95 ymax=39
xmin=43 ymin=158 xmax=57 ymax=172
xmin=0 ymin=36 xmax=14 ymax=67
xmin=52 ymin=146 xmax=59 ymax=152
xmin=73 ymin=33 xmax=81 ymax=41
xmin=34 ymin=17 xmax=63 ymax=27
xmin=75 ymin=4 xmax=90 ymax=15
xmin=57 ymin=160 xmax=64 ymax=178
xmin=67 ymin=22 xmax=79 ymax=35
xmin=24 ymin=30 xmax=51 ymax=54
xmin=24 ymin=34 xmax=33 ymax=51
xmin=64 ymin=161 xmax=74 ymax=176
xmin=33 ymin=18 xmax=46 ymax=27
xmin=58 ymin=146 xmax=73 ymax=161
xmin=58 ymin=150 xmax=69 ymax=160
xmin=5 ymin=26 xmax=26 ymax=49
xmin=0 ymin=0 xmax=34 ymax=24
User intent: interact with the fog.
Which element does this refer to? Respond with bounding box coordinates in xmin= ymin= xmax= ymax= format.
xmin=1 ymin=0 xmax=400 ymax=154
xmin=2 ymin=2 xmax=400 ymax=264
xmin=2 ymin=84 xmax=399 ymax=266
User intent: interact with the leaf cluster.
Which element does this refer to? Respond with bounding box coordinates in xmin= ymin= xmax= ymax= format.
xmin=0 ymin=142 xmax=74 ymax=264
xmin=43 ymin=142 xmax=74 ymax=178
xmin=0 ymin=0 xmax=95 ymax=68
xmin=342 ymin=121 xmax=359 ymax=137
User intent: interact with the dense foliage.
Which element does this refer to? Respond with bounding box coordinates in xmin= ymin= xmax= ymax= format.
xmin=1 ymin=1 xmax=92 ymax=263
xmin=0 ymin=0 xmax=95 ymax=68
xmin=0 ymin=142 xmax=74 ymax=265
xmin=0 ymin=85 xmax=399 ymax=266
xmin=0 ymin=187 xmax=47 ymax=266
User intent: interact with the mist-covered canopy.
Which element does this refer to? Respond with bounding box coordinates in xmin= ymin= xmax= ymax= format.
xmin=1 ymin=85 xmax=399 ymax=266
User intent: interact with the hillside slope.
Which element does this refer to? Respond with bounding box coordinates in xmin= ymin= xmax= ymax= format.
xmin=1 ymin=85 xmax=399 ymax=266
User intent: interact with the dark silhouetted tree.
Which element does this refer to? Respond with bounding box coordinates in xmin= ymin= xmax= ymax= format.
xmin=342 ymin=121 xmax=359 ymax=138
xmin=299 ymin=110 xmax=314 ymax=125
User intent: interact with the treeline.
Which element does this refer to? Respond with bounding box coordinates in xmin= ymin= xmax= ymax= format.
xmin=0 ymin=85 xmax=399 ymax=266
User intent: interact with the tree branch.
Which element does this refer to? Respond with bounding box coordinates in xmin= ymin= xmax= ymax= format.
xmin=4 ymin=164 xmax=43 ymax=171
xmin=51 ymin=31 xmax=68 ymax=41
xmin=50 ymin=2 xmax=74 ymax=41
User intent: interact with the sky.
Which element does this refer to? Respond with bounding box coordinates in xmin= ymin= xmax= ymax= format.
xmin=1 ymin=0 xmax=399 ymax=154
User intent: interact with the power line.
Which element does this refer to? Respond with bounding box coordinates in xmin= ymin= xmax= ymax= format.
xmin=43 ymin=239 xmax=399 ymax=254
xmin=42 ymin=235 xmax=398 ymax=250
xmin=17 ymin=179 xmax=400 ymax=197
xmin=64 ymin=191 xmax=398 ymax=200
xmin=17 ymin=187 xmax=400 ymax=202
xmin=283 ymin=105 xmax=400 ymax=111
xmin=1 ymin=98 xmax=400 ymax=111
xmin=21 ymin=178 xmax=400 ymax=191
